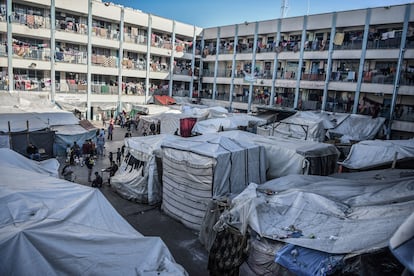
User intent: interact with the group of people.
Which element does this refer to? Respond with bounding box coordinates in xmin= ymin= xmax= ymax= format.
xmin=60 ymin=127 xmax=122 ymax=188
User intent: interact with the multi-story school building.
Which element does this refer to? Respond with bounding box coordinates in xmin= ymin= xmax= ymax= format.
xmin=1 ymin=1 xmax=413 ymax=135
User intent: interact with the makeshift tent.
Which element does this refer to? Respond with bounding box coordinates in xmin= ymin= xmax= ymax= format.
xmin=257 ymin=111 xmax=346 ymax=142
xmin=219 ymin=130 xmax=339 ymax=179
xmin=327 ymin=113 xmax=386 ymax=143
xmin=390 ymin=212 xmax=414 ymax=274
xmin=137 ymin=110 xmax=209 ymax=136
xmin=0 ymin=148 xmax=187 ymax=276
xmin=213 ymin=169 xmax=414 ymax=274
xmin=161 ymin=134 xmax=267 ymax=231
xmin=0 ymin=108 xmax=81 ymax=158
xmin=110 ymin=134 xmax=175 ymax=205
xmin=339 ymin=139 xmax=414 ymax=171
xmin=192 ymin=114 xmax=267 ymax=134
xmin=51 ymin=124 xmax=98 ymax=156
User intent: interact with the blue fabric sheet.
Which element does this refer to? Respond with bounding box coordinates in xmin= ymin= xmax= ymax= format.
xmin=275 ymin=244 xmax=344 ymax=276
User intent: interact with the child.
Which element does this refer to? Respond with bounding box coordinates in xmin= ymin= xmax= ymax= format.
xmin=116 ymin=148 xmax=121 ymax=165
xmin=108 ymin=151 xmax=113 ymax=164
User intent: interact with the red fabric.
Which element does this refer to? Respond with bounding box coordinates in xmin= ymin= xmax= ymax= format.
xmin=180 ymin=118 xmax=197 ymax=137
xmin=154 ymin=95 xmax=176 ymax=105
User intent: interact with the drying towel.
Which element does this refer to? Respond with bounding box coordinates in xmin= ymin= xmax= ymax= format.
xmin=334 ymin=33 xmax=344 ymax=45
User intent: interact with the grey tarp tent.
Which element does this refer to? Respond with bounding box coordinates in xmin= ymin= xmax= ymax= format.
xmin=218 ymin=130 xmax=339 ymax=179
xmin=339 ymin=139 xmax=414 ymax=171
xmin=0 ymin=107 xmax=81 ymax=158
xmin=51 ymin=123 xmax=97 ymax=156
xmin=110 ymin=134 xmax=175 ymax=205
xmin=214 ymin=169 xmax=414 ymax=274
xmin=161 ymin=133 xmax=267 ymax=231
xmin=0 ymin=148 xmax=187 ymax=275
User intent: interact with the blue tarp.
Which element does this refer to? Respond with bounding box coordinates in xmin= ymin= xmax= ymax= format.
xmin=275 ymin=244 xmax=344 ymax=276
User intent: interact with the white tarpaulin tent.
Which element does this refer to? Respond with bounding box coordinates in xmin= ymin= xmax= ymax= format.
xmin=0 ymin=102 xmax=87 ymax=157
xmin=0 ymin=148 xmax=187 ymax=275
xmin=218 ymin=130 xmax=339 ymax=179
xmin=257 ymin=111 xmax=346 ymax=142
xmin=339 ymin=139 xmax=414 ymax=170
xmin=192 ymin=114 xmax=267 ymax=134
xmin=327 ymin=114 xmax=386 ymax=143
xmin=111 ymin=134 xmax=175 ymax=205
xmin=161 ymin=133 xmax=267 ymax=231
xmin=137 ymin=106 xmax=229 ymax=136
xmin=215 ymin=169 xmax=414 ymax=254
xmin=0 ymin=108 xmax=79 ymax=133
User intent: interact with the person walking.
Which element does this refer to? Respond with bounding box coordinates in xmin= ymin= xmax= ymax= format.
xmin=96 ymin=132 xmax=105 ymax=157
xmin=85 ymin=155 xmax=95 ymax=182
xmin=116 ymin=148 xmax=121 ymax=165
xmin=107 ymin=123 xmax=114 ymax=141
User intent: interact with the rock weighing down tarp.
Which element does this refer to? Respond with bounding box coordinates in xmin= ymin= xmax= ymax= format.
xmin=0 ymin=148 xmax=187 ymax=275
xmin=161 ymin=133 xmax=267 ymax=231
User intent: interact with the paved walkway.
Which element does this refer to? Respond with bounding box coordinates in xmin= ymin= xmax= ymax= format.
xmin=58 ymin=121 xmax=209 ymax=276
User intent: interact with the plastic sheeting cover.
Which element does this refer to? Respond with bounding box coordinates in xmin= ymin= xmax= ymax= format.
xmin=110 ymin=135 xmax=175 ymax=205
xmin=192 ymin=114 xmax=267 ymax=134
xmin=0 ymin=109 xmax=80 ymax=133
xmin=0 ymin=148 xmax=187 ymax=275
xmin=219 ymin=131 xmax=339 ymax=179
xmin=328 ymin=114 xmax=386 ymax=143
xmin=216 ymin=169 xmax=414 ymax=254
xmin=339 ymin=139 xmax=414 ymax=170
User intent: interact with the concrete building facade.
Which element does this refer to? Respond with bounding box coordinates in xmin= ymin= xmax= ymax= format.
xmin=1 ymin=1 xmax=413 ymax=135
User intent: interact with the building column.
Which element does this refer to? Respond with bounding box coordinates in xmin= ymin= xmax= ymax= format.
xmin=86 ymin=0 xmax=93 ymax=120
xmin=198 ymin=34 xmax=205 ymax=97
xmin=145 ymin=15 xmax=152 ymax=103
xmin=353 ymin=8 xmax=371 ymax=114
xmin=270 ymin=19 xmax=282 ymax=106
xmin=117 ymin=7 xmax=124 ymax=114
xmin=293 ymin=15 xmax=307 ymax=109
xmin=189 ymin=26 xmax=197 ymax=99
xmin=247 ymin=21 xmax=259 ymax=113
xmin=321 ymin=12 xmax=337 ymax=111
xmin=50 ymin=0 xmax=56 ymax=104
xmin=229 ymin=24 xmax=239 ymax=111
xmin=388 ymin=4 xmax=411 ymax=139
xmin=212 ymin=27 xmax=220 ymax=101
xmin=6 ymin=0 xmax=13 ymax=94
xmin=168 ymin=21 xmax=176 ymax=97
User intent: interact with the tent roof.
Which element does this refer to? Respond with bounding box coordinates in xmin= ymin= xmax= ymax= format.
xmin=339 ymin=139 xmax=414 ymax=170
xmin=125 ymin=134 xmax=175 ymax=158
xmin=161 ymin=133 xmax=259 ymax=159
xmin=328 ymin=114 xmax=386 ymax=142
xmin=217 ymin=169 xmax=414 ymax=254
xmin=0 ymin=108 xmax=80 ymax=133
xmin=192 ymin=114 xmax=267 ymax=134
xmin=0 ymin=148 xmax=186 ymax=275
